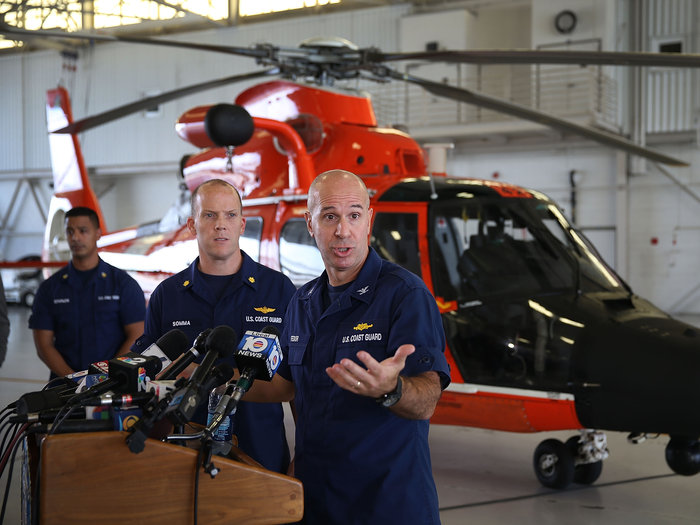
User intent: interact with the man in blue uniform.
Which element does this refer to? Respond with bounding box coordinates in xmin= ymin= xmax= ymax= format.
xmin=247 ymin=169 xmax=450 ymax=524
xmin=132 ymin=178 xmax=294 ymax=474
xmin=29 ymin=207 xmax=146 ymax=379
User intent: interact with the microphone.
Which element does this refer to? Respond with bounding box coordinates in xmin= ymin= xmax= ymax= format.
xmin=206 ymin=326 xmax=282 ymax=436
xmin=156 ymin=328 xmax=212 ymax=380
xmin=79 ymin=391 xmax=156 ymax=408
xmin=164 ymin=326 xmax=236 ymax=425
xmin=14 ymin=332 xmax=184 ymax=415
xmin=14 ymin=380 xmax=79 ymax=415
xmin=125 ymin=363 xmax=233 ymax=454
xmin=140 ymin=329 xmax=190 ymax=371
xmin=235 ymin=326 xmax=282 ymax=384
xmin=67 ymin=353 xmax=163 ymax=405
xmin=26 ymin=419 xmax=114 ymax=435
xmin=87 ymin=360 xmax=110 ymax=375
xmin=144 ymin=379 xmax=178 ymax=399
xmin=10 ymin=407 xmax=87 ymax=424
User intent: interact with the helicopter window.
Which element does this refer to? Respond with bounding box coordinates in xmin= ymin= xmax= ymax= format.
xmin=280 ymin=218 xmax=324 ymax=287
xmin=272 ymin=114 xmax=324 ymax=155
xmin=370 ymin=213 xmax=421 ymax=277
xmin=241 ymin=216 xmax=263 ymax=262
xmin=430 ymin=200 xmax=577 ymax=300
xmin=539 ymin=207 xmax=623 ymax=292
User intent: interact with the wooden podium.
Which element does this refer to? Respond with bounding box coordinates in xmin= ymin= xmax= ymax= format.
xmin=35 ymin=431 xmax=303 ymax=524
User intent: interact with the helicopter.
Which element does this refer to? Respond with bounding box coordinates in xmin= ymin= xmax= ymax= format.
xmin=4 ymin=22 xmax=700 ymax=489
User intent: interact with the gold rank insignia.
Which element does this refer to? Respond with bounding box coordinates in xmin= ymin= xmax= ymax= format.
xmin=101 ymin=272 xmax=107 ymax=278
xmin=255 ymin=306 xmax=276 ymax=314
xmin=353 ymin=322 xmax=374 ymax=331
xmin=183 ymin=280 xmax=190 ymax=287
xmin=62 ymin=274 xmax=68 ymax=279
xmin=248 ymin=277 xmax=255 ymax=283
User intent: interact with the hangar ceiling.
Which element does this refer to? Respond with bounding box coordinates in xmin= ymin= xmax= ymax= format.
xmin=0 ymin=0 xmax=495 ymax=51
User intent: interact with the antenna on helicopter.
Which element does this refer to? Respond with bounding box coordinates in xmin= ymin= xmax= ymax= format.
xmin=424 ymin=143 xmax=454 ymax=200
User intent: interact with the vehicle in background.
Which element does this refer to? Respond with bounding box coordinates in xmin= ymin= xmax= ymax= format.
xmin=1 ymin=255 xmax=43 ymax=307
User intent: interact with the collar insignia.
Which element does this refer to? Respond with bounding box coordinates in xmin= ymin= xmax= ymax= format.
xmin=254 ymin=306 xmax=276 ymax=314
xmin=101 ymin=272 xmax=107 ymax=278
xmin=183 ymin=280 xmax=190 ymax=287
xmin=356 ymin=286 xmax=370 ymax=295
xmin=248 ymin=277 xmax=255 ymax=283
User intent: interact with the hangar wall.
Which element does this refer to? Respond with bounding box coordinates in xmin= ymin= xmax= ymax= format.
xmin=0 ymin=0 xmax=698 ymax=317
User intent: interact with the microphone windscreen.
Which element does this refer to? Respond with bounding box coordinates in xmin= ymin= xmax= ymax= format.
xmin=156 ymin=329 xmax=190 ymax=360
xmin=261 ymin=325 xmax=281 ymax=338
xmin=205 ymin=326 xmax=238 ymax=358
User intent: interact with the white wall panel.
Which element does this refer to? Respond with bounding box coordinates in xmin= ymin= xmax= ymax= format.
xmin=0 ymin=55 xmax=24 ymax=172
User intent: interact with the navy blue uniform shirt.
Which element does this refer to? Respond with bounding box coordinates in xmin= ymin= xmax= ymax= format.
xmin=133 ymin=251 xmax=295 ymax=473
xmin=279 ymin=247 xmax=450 ymax=525
xmin=29 ymin=259 xmax=146 ymax=374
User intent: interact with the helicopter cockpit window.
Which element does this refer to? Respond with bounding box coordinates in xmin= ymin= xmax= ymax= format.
xmin=280 ymin=218 xmax=324 ymax=287
xmin=539 ymin=206 xmax=624 ymax=292
xmin=430 ymin=200 xmax=577 ymax=300
xmin=370 ymin=213 xmax=421 ymax=277
xmin=430 ymin=198 xmax=624 ymax=302
xmin=240 ymin=216 xmax=263 ymax=262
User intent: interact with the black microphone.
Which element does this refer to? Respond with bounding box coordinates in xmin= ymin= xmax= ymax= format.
xmin=206 ymin=326 xmax=282 ymax=436
xmin=9 ymin=407 xmax=87 ymax=424
xmin=14 ymin=379 xmax=79 ymax=415
xmin=126 ymin=363 xmax=233 ymax=454
xmin=164 ymin=326 xmax=236 ymax=425
xmin=79 ymin=391 xmax=156 ymax=408
xmin=15 ymin=332 xmax=183 ymax=415
xmin=26 ymin=419 xmax=114 ymax=435
xmin=156 ymin=328 xmax=212 ymax=380
xmin=67 ymin=353 xmax=163 ymax=405
xmin=139 ymin=329 xmax=190 ymax=372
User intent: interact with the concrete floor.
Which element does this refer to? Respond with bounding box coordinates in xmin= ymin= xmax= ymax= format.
xmin=1 ymin=305 xmax=700 ymax=524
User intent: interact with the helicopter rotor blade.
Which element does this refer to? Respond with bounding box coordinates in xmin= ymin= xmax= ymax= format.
xmin=53 ymin=68 xmax=279 ymax=134
xmin=4 ymin=20 xmax=692 ymax=165
xmin=0 ymin=20 xmax=271 ymax=58
xmin=370 ymin=49 xmax=700 ymax=68
xmin=387 ymin=70 xmax=688 ymax=167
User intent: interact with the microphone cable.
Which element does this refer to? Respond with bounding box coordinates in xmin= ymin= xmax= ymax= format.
xmin=0 ymin=422 xmax=30 ymax=525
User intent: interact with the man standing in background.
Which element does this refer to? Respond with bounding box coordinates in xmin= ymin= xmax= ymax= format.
xmin=29 ymin=206 xmax=145 ymax=378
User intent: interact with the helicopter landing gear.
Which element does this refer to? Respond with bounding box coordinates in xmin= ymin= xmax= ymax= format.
xmin=665 ymin=436 xmax=700 ymax=476
xmin=533 ymin=430 xmax=608 ymax=489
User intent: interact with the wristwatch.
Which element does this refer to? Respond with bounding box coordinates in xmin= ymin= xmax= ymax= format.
xmin=375 ymin=376 xmax=403 ymax=408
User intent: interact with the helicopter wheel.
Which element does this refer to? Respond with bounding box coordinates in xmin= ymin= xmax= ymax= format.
xmin=533 ymin=438 xmax=574 ymax=489
xmin=565 ymin=436 xmax=604 ymax=485
xmin=665 ymin=437 xmax=700 ymax=476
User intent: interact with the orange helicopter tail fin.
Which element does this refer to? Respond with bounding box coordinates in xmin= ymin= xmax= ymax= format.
xmin=43 ymin=87 xmax=106 ymax=262
xmin=45 ymin=86 xmax=106 ymax=229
